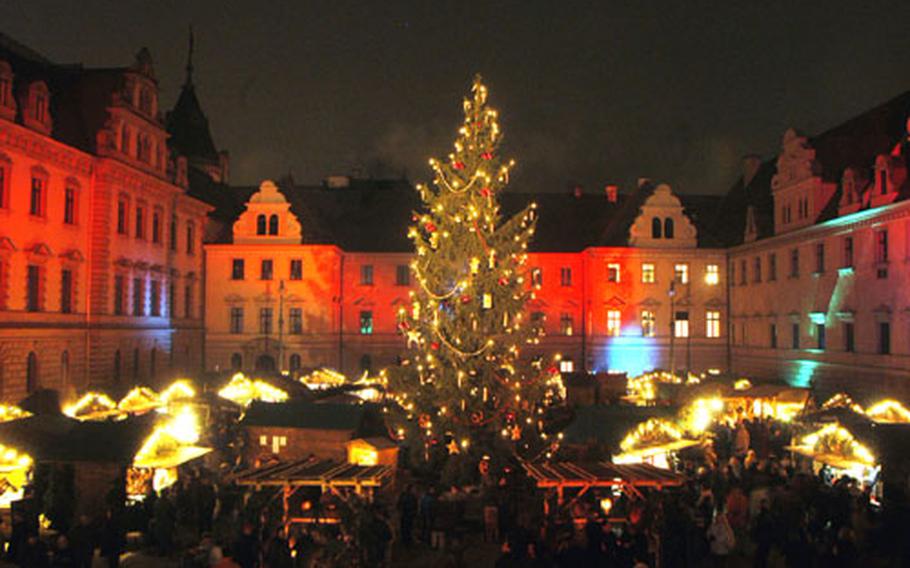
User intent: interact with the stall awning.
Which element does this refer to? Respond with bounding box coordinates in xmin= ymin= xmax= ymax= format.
xmin=233 ymin=457 xmax=393 ymax=489
xmin=522 ymin=460 xmax=684 ymax=489
xmin=134 ymin=446 xmax=212 ymax=469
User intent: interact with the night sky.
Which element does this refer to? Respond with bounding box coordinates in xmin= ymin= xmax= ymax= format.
xmin=3 ymin=1 xmax=910 ymax=195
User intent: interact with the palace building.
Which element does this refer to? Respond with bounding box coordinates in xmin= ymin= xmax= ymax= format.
xmin=4 ymin=31 xmax=910 ymax=403
xmin=0 ymin=33 xmax=210 ymax=400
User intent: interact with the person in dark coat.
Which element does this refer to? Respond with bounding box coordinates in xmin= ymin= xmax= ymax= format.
xmin=67 ymin=514 xmax=95 ymax=568
xmin=51 ymin=534 xmax=77 ymax=568
xmin=232 ymin=521 xmax=259 ymax=568
xmin=19 ymin=532 xmax=50 ymax=568
xmin=263 ymin=526 xmax=292 ymax=568
xmin=396 ymin=485 xmax=418 ymax=547
xmin=98 ymin=509 xmax=124 ymax=568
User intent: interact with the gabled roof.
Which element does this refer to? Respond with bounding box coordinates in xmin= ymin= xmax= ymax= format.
xmin=241 ymin=400 xmax=369 ymax=431
xmin=0 ymin=414 xmax=153 ymax=464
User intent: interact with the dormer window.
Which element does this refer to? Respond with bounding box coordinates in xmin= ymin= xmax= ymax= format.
xmin=0 ymin=61 xmax=15 ymax=120
xmin=664 ymin=218 xmax=674 ymax=239
xmin=651 ymin=217 xmax=662 ymax=238
xmin=268 ymin=214 xmax=279 ymax=235
xmin=22 ymin=81 xmax=52 ymax=134
xmin=256 ymin=214 xmax=267 ymax=235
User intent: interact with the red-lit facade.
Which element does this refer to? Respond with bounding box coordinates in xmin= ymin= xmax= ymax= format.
xmin=0 ymin=40 xmax=210 ymax=400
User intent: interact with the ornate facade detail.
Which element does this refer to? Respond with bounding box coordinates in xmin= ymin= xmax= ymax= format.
xmin=233 ymin=180 xmax=303 ymax=244
xmin=771 ymin=129 xmax=819 ymax=192
xmin=628 ymin=184 xmax=697 ymax=248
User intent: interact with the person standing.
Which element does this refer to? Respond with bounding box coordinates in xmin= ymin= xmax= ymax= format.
xmin=396 ymin=485 xmax=417 ymax=547
xmin=707 ymin=509 xmax=735 ymax=567
xmin=68 ymin=514 xmax=95 ymax=568
xmin=99 ymin=509 xmax=124 ymax=568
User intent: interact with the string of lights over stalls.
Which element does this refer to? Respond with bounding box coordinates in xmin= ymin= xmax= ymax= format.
xmin=388 ymin=76 xmax=564 ymax=456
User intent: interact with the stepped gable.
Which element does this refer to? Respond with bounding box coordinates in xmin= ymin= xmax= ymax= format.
xmin=713 ymin=90 xmax=910 ymax=245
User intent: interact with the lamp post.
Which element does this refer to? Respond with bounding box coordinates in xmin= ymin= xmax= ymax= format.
xmin=668 ymin=280 xmax=676 ymax=377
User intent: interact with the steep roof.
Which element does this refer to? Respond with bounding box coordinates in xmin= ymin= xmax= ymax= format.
xmin=200 ymin=177 xmax=721 ymax=252
xmin=166 ymin=83 xmax=219 ymax=163
xmin=241 ymin=400 xmax=368 ymax=431
xmin=0 ymin=414 xmax=152 ymax=464
xmin=714 ymin=90 xmax=910 ymax=246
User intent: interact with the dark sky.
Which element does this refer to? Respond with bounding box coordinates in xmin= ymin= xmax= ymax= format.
xmin=3 ymin=1 xmax=910 ymax=194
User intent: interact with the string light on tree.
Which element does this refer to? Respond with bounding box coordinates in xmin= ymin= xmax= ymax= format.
xmin=387 ymin=75 xmax=562 ymax=461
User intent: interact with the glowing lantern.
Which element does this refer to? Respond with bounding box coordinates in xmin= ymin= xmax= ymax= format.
xmin=600 ymin=498 xmax=613 ymax=515
xmin=64 ymin=392 xmax=117 ymax=420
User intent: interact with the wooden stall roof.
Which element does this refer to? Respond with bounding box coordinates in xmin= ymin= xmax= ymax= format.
xmin=233 ymin=457 xmax=393 ymax=488
xmin=522 ymin=460 xmax=684 ymax=489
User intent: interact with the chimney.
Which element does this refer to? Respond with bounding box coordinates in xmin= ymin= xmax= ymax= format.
xmin=743 ymin=155 xmax=761 ymax=187
xmin=605 ymin=184 xmax=618 ymax=203
xmin=573 ymin=185 xmax=583 ymax=199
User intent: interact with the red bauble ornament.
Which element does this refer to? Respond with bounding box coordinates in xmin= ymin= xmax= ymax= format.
xmin=418 ymin=414 xmax=431 ymax=428
xmin=480 ymin=187 xmax=492 ymax=197
xmin=498 ymin=277 xmax=509 ymax=286
xmin=460 ymin=295 xmax=472 ymax=304
xmin=471 ymin=410 xmax=484 ymax=424
xmin=398 ymin=320 xmax=410 ymax=331
xmin=453 ymin=161 xmax=466 ymax=170
xmin=548 ymin=366 xmax=558 ymax=375
xmin=430 ymin=341 xmax=440 ymax=350
xmin=424 ymin=222 xmax=437 ymax=233
xmin=481 ymin=152 xmax=493 ymax=160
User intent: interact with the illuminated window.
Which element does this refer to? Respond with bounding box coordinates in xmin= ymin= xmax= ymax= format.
xmin=152 ymin=210 xmax=161 ymax=243
xmin=230 ymin=307 xmax=243 ymax=334
xmin=560 ymin=267 xmax=572 ymax=287
xmin=606 ymin=263 xmax=620 ymax=283
xmin=113 ymin=275 xmax=124 ymax=315
xmin=360 ymin=310 xmax=373 ymax=335
xmin=674 ymin=263 xmax=688 ymax=284
xmin=559 ymin=359 xmax=574 ymax=373
xmin=560 ymin=313 xmax=573 ymax=336
xmin=673 ymin=311 xmax=689 ymax=338
xmin=843 ymin=237 xmax=853 ymax=268
xmin=641 ymin=263 xmax=655 ymax=283
xmin=289 ymin=308 xmax=302 ymax=334
xmin=705 ymin=264 xmax=719 ymax=285
xmin=706 ymin=310 xmax=720 ymax=338
xmin=135 ymin=204 xmax=145 ymax=239
xmin=268 ymin=214 xmax=279 ymax=235
xmin=184 ymin=284 xmax=193 ymax=319
xmin=607 ymin=310 xmax=621 ymax=336
xmin=29 ymin=174 xmax=45 ymax=216
xmin=259 ymin=308 xmax=273 ymax=335
xmin=260 ymin=259 xmax=273 ymax=280
xmin=396 ymin=265 xmax=410 ymax=286
xmin=290 ymin=259 xmax=303 ymax=280
xmin=132 ymin=278 xmax=144 ymax=316
xmin=531 ymin=268 xmax=542 ymax=287
xmin=876 ymin=230 xmax=889 ymax=263
xmin=60 ymin=269 xmax=73 ymax=314
xmin=185 ymin=222 xmax=195 ymax=254
xmin=64 ymin=186 xmax=77 ymax=225
xmin=361 ymin=265 xmax=373 ymax=285
xmin=231 ymin=259 xmax=245 ymax=280
xmin=641 ymin=310 xmax=655 ymax=337
xmin=150 ymin=280 xmax=160 ymax=316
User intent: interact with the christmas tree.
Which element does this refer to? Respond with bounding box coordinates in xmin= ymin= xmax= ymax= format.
xmin=388 ymin=76 xmax=563 ymax=462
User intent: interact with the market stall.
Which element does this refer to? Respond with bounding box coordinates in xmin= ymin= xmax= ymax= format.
xmin=612 ymin=418 xmax=700 ymax=468
xmin=787 ymin=422 xmax=879 ymax=485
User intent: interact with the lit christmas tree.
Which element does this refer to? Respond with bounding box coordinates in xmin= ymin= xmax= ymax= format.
xmin=388 ymin=76 xmax=563 ymax=464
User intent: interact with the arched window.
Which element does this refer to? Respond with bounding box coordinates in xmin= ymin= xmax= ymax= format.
xmin=289 ymin=354 xmax=301 ymax=374
xmin=664 ymin=217 xmax=675 ymax=239
xmin=268 ymin=214 xmax=279 ymax=236
xmin=114 ymin=349 xmax=122 ymax=384
xmin=132 ymin=347 xmax=140 ymax=381
xmin=26 ymin=352 xmax=38 ymax=394
xmin=256 ymin=214 xmax=267 ymax=235
xmin=230 ymin=353 xmax=242 ymax=371
xmin=651 ymin=217 xmax=662 ymax=239
xmin=61 ymin=350 xmax=69 ymax=389
xmin=360 ymin=354 xmax=373 ymax=374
